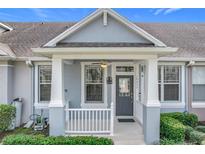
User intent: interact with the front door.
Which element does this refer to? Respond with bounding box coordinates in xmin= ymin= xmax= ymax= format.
xmin=116 ymin=75 xmax=133 ymax=116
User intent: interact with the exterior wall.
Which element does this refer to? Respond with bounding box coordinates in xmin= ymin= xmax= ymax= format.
xmin=0 ymin=61 xmax=13 ymax=104
xmin=64 ymin=61 xmax=112 ymax=108
xmin=64 ymin=61 xmax=81 ymax=108
xmin=13 ymin=61 xmax=33 ymax=123
xmin=61 ymin=14 xmax=150 ymax=43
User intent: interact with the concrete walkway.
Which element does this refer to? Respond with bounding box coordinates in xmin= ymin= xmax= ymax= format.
xmin=110 ymin=119 xmax=145 ymax=145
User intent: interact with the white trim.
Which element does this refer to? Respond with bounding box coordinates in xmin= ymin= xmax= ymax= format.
xmin=34 ymin=103 xmax=49 ymax=109
xmin=34 ymin=62 xmax=52 ymax=109
xmin=44 ymin=9 xmax=166 ymax=47
xmin=0 ymin=23 xmax=13 ymax=31
xmin=161 ymin=102 xmax=185 ymax=108
xmin=112 ymin=62 xmax=137 ymax=117
xmin=33 ymin=47 xmax=177 ymax=55
xmin=103 ymin=10 xmax=108 ymax=26
xmin=192 ymin=103 xmax=205 ymax=108
xmin=0 ymin=64 xmax=14 ymax=67
xmin=144 ymin=103 xmax=161 ymax=107
xmin=158 ymin=63 xmax=186 ymax=106
xmin=191 ymin=62 xmax=205 ymax=66
xmin=159 ymin=57 xmax=205 ymax=61
xmin=80 ymin=62 xmax=108 ymax=108
xmin=191 ymin=66 xmax=205 ymax=108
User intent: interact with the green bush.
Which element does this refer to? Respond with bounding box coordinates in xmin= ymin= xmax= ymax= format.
xmin=0 ymin=104 xmax=16 ymax=131
xmin=161 ymin=112 xmax=198 ymax=128
xmin=189 ymin=130 xmax=205 ymax=145
xmin=160 ymin=138 xmax=181 ymax=145
xmin=2 ymin=134 xmax=113 ymax=145
xmin=195 ymin=125 xmax=205 ymax=133
xmin=160 ymin=115 xmax=185 ymax=143
xmin=185 ymin=126 xmax=194 ymax=140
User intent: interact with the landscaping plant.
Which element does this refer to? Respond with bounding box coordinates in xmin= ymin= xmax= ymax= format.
xmin=0 ymin=104 xmax=16 ymax=131
xmin=2 ymin=134 xmax=113 ymax=145
xmin=160 ymin=115 xmax=185 ymax=143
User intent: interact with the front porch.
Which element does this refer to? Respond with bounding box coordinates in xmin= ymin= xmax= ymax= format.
xmin=47 ymin=57 xmax=161 ymax=144
xmin=111 ymin=118 xmax=144 ymax=145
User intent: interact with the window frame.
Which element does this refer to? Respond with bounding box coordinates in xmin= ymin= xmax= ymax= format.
xmin=158 ymin=63 xmax=185 ymax=108
xmin=192 ymin=65 xmax=205 ymax=108
xmin=84 ymin=65 xmax=104 ymax=103
xmin=34 ymin=62 xmax=52 ymax=109
xmin=81 ymin=62 xmax=107 ymax=108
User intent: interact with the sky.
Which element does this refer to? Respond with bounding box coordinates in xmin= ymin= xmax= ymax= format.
xmin=0 ymin=8 xmax=205 ymax=22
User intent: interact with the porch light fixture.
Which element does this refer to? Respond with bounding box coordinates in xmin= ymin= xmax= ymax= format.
xmin=100 ymin=63 xmax=107 ymax=68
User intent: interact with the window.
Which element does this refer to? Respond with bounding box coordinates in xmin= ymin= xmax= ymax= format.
xmin=38 ymin=65 xmax=51 ymax=102
xmin=119 ymin=78 xmax=131 ymax=97
xmin=84 ymin=65 xmax=104 ymax=103
xmin=192 ymin=66 xmax=205 ymax=102
xmin=158 ymin=65 xmax=181 ymax=102
xmin=116 ymin=66 xmax=134 ymax=72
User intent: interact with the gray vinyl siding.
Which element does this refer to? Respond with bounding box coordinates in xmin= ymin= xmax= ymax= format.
xmin=13 ymin=61 xmax=33 ymax=123
xmin=0 ymin=61 xmax=13 ymax=104
xmin=61 ymin=14 xmax=151 ymax=44
xmin=64 ymin=61 xmax=81 ymax=108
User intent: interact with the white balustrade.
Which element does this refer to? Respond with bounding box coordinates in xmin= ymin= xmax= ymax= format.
xmin=65 ymin=102 xmax=114 ymax=135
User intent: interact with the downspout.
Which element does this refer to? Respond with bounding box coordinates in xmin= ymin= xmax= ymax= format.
xmin=26 ymin=60 xmax=34 ymax=117
xmin=186 ymin=60 xmax=195 ymax=112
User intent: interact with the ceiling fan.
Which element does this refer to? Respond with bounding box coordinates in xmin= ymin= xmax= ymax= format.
xmin=91 ymin=61 xmax=111 ymax=68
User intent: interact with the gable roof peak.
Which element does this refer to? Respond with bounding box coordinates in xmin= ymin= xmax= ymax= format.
xmin=44 ymin=8 xmax=166 ymax=47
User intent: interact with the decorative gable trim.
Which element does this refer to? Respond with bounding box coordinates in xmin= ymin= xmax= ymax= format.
xmin=44 ymin=9 xmax=166 ymax=47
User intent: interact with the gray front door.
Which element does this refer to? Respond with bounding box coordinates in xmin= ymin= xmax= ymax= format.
xmin=116 ymin=75 xmax=133 ymax=116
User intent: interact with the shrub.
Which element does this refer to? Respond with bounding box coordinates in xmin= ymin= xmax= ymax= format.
xmin=160 ymin=138 xmax=181 ymax=145
xmin=160 ymin=115 xmax=185 ymax=143
xmin=161 ymin=112 xmax=198 ymax=128
xmin=195 ymin=125 xmax=205 ymax=133
xmin=189 ymin=130 xmax=205 ymax=145
xmin=2 ymin=134 xmax=113 ymax=145
xmin=185 ymin=126 xmax=194 ymax=140
xmin=0 ymin=104 xmax=16 ymax=131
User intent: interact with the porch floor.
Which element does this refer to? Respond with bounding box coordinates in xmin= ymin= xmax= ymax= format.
xmin=109 ymin=118 xmax=145 ymax=145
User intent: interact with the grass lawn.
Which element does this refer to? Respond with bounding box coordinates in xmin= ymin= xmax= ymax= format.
xmin=0 ymin=127 xmax=49 ymax=143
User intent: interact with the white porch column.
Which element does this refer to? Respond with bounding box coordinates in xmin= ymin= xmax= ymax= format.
xmin=143 ymin=58 xmax=160 ymax=144
xmin=49 ymin=57 xmax=65 ymax=136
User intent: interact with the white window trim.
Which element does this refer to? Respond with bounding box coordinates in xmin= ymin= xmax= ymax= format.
xmin=34 ymin=62 xmax=52 ymax=109
xmin=191 ymin=65 xmax=205 ymax=108
xmin=192 ymin=102 xmax=205 ymax=108
xmin=81 ymin=62 xmax=107 ymax=108
xmin=158 ymin=62 xmax=186 ymax=108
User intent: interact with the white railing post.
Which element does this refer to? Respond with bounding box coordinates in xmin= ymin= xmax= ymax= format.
xmin=110 ymin=102 xmax=114 ymax=136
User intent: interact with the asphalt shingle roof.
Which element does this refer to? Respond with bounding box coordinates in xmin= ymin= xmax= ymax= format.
xmin=0 ymin=22 xmax=205 ymax=59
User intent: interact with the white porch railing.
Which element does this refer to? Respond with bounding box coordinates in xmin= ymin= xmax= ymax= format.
xmin=65 ymin=103 xmax=114 ymax=135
